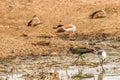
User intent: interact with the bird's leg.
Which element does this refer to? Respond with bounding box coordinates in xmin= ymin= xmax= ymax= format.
xmin=98 ymin=56 xmax=102 ymax=65
xmin=81 ymin=55 xmax=84 ymax=61
xmin=101 ymin=59 xmax=105 ymax=66
xmin=72 ymin=54 xmax=81 ymax=64
xmin=101 ymin=60 xmax=104 ymax=66
xmin=101 ymin=65 xmax=105 ymax=73
xmin=100 ymin=59 xmax=105 ymax=72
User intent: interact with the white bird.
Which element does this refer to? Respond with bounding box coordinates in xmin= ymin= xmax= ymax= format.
xmin=97 ymin=50 xmax=107 ymax=65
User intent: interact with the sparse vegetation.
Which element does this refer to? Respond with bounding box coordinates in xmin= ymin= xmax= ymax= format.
xmin=72 ymin=73 xmax=94 ymax=79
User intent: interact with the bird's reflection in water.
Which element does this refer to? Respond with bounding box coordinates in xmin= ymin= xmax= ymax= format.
xmin=98 ymin=66 xmax=105 ymax=80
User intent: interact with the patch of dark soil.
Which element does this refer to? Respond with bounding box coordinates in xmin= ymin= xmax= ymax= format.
xmin=37 ymin=35 xmax=55 ymax=39
xmin=56 ymin=33 xmax=115 ymax=41
xmin=115 ymin=36 xmax=120 ymax=41
xmin=32 ymin=41 xmax=50 ymax=46
xmin=20 ymin=34 xmax=28 ymax=37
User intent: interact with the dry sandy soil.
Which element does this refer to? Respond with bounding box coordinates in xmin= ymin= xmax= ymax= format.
xmin=0 ymin=0 xmax=120 ymax=58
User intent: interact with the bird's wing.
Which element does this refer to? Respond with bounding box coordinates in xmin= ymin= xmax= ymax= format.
xmin=77 ymin=48 xmax=88 ymax=53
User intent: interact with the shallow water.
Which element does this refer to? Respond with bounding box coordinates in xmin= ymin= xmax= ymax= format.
xmin=50 ymin=63 xmax=120 ymax=80
xmin=0 ymin=55 xmax=119 ymax=80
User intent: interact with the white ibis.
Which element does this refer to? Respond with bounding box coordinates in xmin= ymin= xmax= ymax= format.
xmin=97 ymin=50 xmax=107 ymax=65
xmin=97 ymin=50 xmax=107 ymax=72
